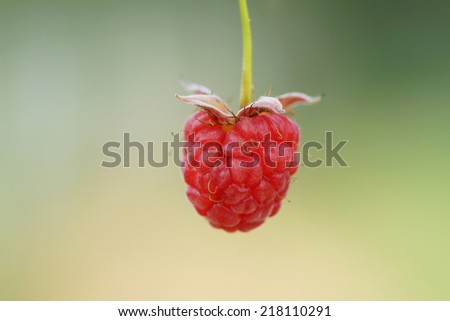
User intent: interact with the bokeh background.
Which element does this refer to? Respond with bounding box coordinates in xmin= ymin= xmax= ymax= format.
xmin=1 ymin=0 xmax=450 ymax=300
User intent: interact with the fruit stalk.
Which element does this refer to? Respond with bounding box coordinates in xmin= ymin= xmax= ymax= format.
xmin=238 ymin=0 xmax=253 ymax=109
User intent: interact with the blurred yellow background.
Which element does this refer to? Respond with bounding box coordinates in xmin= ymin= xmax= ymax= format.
xmin=1 ymin=0 xmax=449 ymax=300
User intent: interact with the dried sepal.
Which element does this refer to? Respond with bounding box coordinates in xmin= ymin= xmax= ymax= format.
xmin=176 ymin=87 xmax=322 ymax=121
xmin=176 ymin=94 xmax=235 ymax=123
xmin=277 ymin=92 xmax=322 ymax=110
xmin=237 ymin=96 xmax=285 ymax=117
xmin=181 ymin=81 xmax=213 ymax=95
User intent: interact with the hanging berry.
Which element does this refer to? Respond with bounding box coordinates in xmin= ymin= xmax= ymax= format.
xmin=177 ymin=0 xmax=321 ymax=232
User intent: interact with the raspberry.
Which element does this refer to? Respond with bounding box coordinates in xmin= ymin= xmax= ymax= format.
xmin=176 ymin=0 xmax=321 ymax=232
xmin=177 ymin=90 xmax=320 ymax=232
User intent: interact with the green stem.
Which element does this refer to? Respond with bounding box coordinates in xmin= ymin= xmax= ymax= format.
xmin=238 ymin=0 xmax=253 ymax=109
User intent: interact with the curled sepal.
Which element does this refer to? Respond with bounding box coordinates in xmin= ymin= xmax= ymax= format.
xmin=277 ymin=92 xmax=322 ymax=110
xmin=176 ymin=94 xmax=235 ymax=123
xmin=236 ymin=96 xmax=285 ymax=117
xmin=181 ymin=81 xmax=213 ymax=95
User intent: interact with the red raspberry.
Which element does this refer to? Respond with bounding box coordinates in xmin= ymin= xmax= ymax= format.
xmin=177 ymin=87 xmax=320 ymax=232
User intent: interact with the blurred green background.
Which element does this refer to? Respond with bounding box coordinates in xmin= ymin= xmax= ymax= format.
xmin=1 ymin=0 xmax=450 ymax=300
